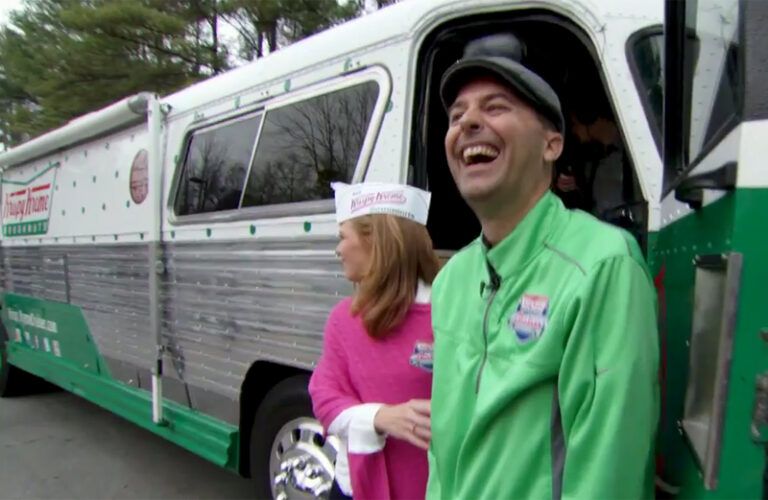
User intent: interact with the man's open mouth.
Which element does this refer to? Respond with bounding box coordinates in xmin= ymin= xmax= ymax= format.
xmin=461 ymin=144 xmax=500 ymax=166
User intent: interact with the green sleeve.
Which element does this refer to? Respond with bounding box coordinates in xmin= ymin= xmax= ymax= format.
xmin=559 ymin=256 xmax=659 ymax=499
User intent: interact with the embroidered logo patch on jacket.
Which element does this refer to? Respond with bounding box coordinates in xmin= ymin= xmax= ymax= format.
xmin=409 ymin=342 xmax=433 ymax=372
xmin=509 ymin=294 xmax=549 ymax=343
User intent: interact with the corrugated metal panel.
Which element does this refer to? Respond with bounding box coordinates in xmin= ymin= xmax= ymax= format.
xmin=160 ymin=237 xmax=350 ymax=398
xmin=68 ymin=245 xmax=155 ymax=371
xmin=1 ymin=238 xmax=349 ymax=425
xmin=3 ymin=247 xmax=69 ymax=303
xmin=3 ymin=244 xmax=155 ymax=370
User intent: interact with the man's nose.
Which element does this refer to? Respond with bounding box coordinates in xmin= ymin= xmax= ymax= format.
xmin=458 ymin=107 xmax=482 ymax=132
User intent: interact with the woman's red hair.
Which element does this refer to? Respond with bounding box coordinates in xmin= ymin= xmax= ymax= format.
xmin=348 ymin=214 xmax=440 ymax=338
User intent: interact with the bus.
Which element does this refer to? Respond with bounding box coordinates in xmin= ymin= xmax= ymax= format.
xmin=0 ymin=0 xmax=765 ymax=497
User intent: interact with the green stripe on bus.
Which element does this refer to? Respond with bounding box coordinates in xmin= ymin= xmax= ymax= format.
xmin=3 ymin=221 xmax=49 ymax=236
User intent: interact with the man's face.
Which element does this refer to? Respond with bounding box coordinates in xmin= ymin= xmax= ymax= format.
xmin=444 ymin=77 xmax=562 ymax=213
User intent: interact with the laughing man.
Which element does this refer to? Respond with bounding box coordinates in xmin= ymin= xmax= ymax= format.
xmin=427 ymin=34 xmax=659 ymax=499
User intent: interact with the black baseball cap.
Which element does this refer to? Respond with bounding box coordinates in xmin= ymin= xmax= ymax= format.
xmin=440 ymin=34 xmax=564 ymax=133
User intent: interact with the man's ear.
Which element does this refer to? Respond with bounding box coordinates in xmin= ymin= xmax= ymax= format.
xmin=543 ymin=131 xmax=564 ymax=163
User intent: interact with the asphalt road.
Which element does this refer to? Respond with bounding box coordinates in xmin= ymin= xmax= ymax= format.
xmin=0 ymin=389 xmax=254 ymax=499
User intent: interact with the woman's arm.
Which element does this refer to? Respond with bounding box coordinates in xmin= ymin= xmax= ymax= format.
xmin=308 ymin=310 xmax=362 ymax=429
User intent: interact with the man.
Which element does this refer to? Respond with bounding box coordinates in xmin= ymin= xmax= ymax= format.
xmin=427 ymin=34 xmax=659 ymax=499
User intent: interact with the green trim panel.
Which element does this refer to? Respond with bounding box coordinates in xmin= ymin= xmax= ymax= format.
xmin=3 ymin=293 xmax=106 ymax=376
xmin=656 ymin=189 xmax=766 ymax=498
xmin=0 ymin=162 xmax=60 ymax=186
xmin=6 ymin=344 xmax=239 ymax=471
xmin=1 ymin=293 xmax=239 ymax=472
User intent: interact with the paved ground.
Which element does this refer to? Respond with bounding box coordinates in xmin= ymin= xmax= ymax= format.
xmin=0 ymin=389 xmax=254 ymax=499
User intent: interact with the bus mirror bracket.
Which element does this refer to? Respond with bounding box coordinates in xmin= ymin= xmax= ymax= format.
xmin=675 ymin=161 xmax=737 ymax=210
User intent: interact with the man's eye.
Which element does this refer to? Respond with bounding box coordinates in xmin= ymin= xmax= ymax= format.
xmin=448 ymin=111 xmax=463 ymax=124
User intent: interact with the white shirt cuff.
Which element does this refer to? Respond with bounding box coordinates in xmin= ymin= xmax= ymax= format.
xmin=328 ymin=403 xmax=386 ymax=453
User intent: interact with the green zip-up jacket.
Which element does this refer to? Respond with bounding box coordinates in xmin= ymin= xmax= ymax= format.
xmin=427 ymin=192 xmax=659 ymax=500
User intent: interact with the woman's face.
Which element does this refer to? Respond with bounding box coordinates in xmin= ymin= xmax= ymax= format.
xmin=336 ymin=221 xmax=370 ymax=283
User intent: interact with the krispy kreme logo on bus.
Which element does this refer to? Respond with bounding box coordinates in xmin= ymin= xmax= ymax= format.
xmin=2 ymin=164 xmax=58 ymax=237
xmin=4 ymin=184 xmax=51 ymax=220
xmin=350 ymin=190 xmax=407 ymax=213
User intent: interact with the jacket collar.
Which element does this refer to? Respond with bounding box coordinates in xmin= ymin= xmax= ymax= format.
xmin=480 ymin=191 xmax=565 ymax=280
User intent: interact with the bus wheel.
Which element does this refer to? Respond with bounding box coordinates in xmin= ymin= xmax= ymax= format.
xmin=249 ymin=375 xmax=339 ymax=500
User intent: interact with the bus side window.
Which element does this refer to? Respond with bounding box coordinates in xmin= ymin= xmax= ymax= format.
xmin=241 ymin=82 xmax=379 ymax=207
xmin=174 ymin=114 xmax=263 ymax=216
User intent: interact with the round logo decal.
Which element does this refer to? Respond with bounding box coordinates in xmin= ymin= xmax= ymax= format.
xmin=130 ymin=149 xmax=149 ymax=204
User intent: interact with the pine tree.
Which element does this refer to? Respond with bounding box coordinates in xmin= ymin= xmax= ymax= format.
xmin=0 ymin=0 xmax=230 ymax=146
xmin=0 ymin=0 xmax=387 ymax=147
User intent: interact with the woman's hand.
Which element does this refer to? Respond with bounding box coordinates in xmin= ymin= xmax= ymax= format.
xmin=373 ymin=399 xmax=431 ymax=450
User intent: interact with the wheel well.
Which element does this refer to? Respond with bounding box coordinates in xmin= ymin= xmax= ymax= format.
xmin=0 ymin=313 xmax=56 ymax=397
xmin=238 ymin=361 xmax=312 ymax=477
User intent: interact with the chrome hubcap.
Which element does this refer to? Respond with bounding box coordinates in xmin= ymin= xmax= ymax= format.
xmin=270 ymin=417 xmax=339 ymax=500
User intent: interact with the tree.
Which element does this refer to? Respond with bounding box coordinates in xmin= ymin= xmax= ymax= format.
xmin=220 ymin=0 xmax=362 ymax=61
xmin=0 ymin=59 xmax=39 ymax=147
xmin=0 ymin=0 xmax=230 ymax=147
xmin=279 ymin=0 xmax=361 ymax=43
xmin=0 ymin=0 xmax=391 ymax=148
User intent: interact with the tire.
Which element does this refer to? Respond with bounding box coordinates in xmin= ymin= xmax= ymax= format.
xmin=249 ymin=375 xmax=339 ymax=500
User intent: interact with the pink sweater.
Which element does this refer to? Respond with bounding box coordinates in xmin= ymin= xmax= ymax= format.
xmin=309 ymin=297 xmax=433 ymax=500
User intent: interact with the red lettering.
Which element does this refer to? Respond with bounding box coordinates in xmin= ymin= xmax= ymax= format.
xmin=24 ymin=188 xmax=33 ymax=217
xmin=7 ymin=197 xmax=24 ymax=220
xmin=3 ymin=186 xmax=51 ymax=222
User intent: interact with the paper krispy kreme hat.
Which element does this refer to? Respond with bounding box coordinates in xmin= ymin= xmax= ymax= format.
xmin=331 ymin=182 xmax=431 ymax=225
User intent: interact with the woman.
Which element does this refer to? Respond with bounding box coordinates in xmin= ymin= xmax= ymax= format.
xmin=309 ymin=182 xmax=440 ymax=500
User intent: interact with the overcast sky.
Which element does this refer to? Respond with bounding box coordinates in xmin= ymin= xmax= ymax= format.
xmin=0 ymin=0 xmax=24 ymax=26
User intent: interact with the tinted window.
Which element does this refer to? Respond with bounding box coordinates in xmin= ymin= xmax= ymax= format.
xmin=630 ymin=32 xmax=664 ymax=154
xmin=684 ymin=0 xmax=741 ymax=163
xmin=241 ymin=81 xmax=379 ymax=207
xmin=175 ymin=114 xmax=262 ymax=216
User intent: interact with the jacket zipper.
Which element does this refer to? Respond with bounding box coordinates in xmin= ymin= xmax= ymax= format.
xmin=475 ymin=269 xmax=500 ymax=393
